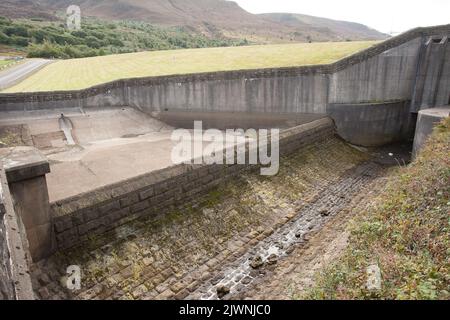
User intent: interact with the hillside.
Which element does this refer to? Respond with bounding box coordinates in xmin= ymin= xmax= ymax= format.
xmin=0 ymin=17 xmax=248 ymax=59
xmin=1 ymin=0 xmax=387 ymax=43
xmin=0 ymin=0 xmax=56 ymax=20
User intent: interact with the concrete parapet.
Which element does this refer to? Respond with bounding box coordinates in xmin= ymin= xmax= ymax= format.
xmin=0 ymin=147 xmax=53 ymax=261
xmin=412 ymin=107 xmax=450 ymax=157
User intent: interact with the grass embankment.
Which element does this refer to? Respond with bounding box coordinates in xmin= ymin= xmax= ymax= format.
xmin=2 ymin=41 xmax=376 ymax=93
xmin=0 ymin=60 xmax=13 ymax=68
xmin=307 ymin=118 xmax=450 ymax=300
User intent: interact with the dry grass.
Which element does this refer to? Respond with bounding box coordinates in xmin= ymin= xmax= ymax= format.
xmin=2 ymin=41 xmax=377 ymax=93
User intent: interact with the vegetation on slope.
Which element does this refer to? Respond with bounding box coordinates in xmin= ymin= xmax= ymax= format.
xmin=0 ymin=0 xmax=387 ymax=44
xmin=307 ymin=118 xmax=450 ymax=300
xmin=0 ymin=60 xmax=14 ymax=69
xmin=2 ymin=40 xmax=376 ymax=93
xmin=0 ymin=16 xmax=248 ymax=59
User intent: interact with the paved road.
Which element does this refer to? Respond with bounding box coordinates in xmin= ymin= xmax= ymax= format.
xmin=0 ymin=59 xmax=53 ymax=91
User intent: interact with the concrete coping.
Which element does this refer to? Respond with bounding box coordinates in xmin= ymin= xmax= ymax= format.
xmin=419 ymin=107 xmax=450 ymax=118
xmin=0 ymin=147 xmax=50 ymax=183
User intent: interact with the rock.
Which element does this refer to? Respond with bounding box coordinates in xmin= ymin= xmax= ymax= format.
xmin=285 ymin=245 xmax=295 ymax=255
xmin=267 ymin=254 xmax=278 ymax=265
xmin=241 ymin=276 xmax=252 ymax=285
xmin=143 ymin=257 xmax=154 ymax=266
xmin=275 ymin=243 xmax=284 ymax=249
xmin=295 ymin=231 xmax=302 ymax=238
xmin=132 ymin=285 xmax=148 ymax=299
xmin=216 ymin=285 xmax=230 ymax=299
xmin=320 ymin=209 xmax=330 ymax=217
xmin=38 ymin=287 xmax=50 ymax=300
xmin=126 ymin=234 xmax=137 ymax=241
xmin=38 ymin=273 xmax=51 ymax=286
xmin=250 ymin=256 xmax=264 ymax=269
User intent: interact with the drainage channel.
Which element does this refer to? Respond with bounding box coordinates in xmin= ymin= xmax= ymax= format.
xmin=187 ymin=161 xmax=382 ymax=300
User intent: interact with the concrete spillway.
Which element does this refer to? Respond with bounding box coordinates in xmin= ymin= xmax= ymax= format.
xmin=58 ymin=115 xmax=76 ymax=145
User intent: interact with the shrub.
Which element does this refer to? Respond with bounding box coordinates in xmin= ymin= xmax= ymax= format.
xmin=12 ymin=17 xmax=249 ymax=59
xmin=9 ymin=35 xmax=29 ymax=46
xmin=4 ymin=25 xmax=28 ymax=37
xmin=0 ymin=31 xmax=9 ymax=44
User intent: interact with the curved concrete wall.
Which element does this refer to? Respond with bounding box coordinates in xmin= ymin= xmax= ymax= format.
xmin=328 ymin=101 xmax=411 ymax=146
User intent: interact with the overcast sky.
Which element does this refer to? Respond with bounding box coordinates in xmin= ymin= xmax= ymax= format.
xmin=233 ymin=0 xmax=450 ymax=34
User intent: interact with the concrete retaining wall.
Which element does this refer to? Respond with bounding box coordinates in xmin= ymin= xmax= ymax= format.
xmin=412 ymin=107 xmax=450 ymax=157
xmin=328 ymin=38 xmax=423 ymax=104
xmin=127 ymin=73 xmax=329 ymax=114
xmin=51 ymin=118 xmax=335 ymax=250
xmin=327 ymin=101 xmax=412 ymax=146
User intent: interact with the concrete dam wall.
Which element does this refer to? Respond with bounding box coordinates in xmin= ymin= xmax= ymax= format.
xmin=0 ymin=25 xmax=449 ymax=300
xmin=0 ymin=25 xmax=449 ymax=147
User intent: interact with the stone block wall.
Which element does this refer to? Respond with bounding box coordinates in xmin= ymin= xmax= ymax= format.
xmin=51 ymin=118 xmax=335 ymax=250
xmin=0 ymin=166 xmax=35 ymax=300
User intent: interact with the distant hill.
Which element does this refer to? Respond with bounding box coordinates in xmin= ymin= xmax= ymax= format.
xmin=260 ymin=13 xmax=388 ymax=41
xmin=1 ymin=0 xmax=388 ymax=43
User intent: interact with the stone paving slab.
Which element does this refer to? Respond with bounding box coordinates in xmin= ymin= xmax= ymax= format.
xmin=238 ymin=172 xmax=390 ymax=300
